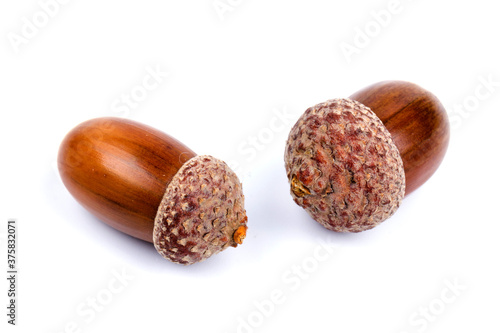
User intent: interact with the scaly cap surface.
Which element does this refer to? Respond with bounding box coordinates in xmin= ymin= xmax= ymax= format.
xmin=153 ymin=155 xmax=247 ymax=265
xmin=285 ymin=98 xmax=405 ymax=232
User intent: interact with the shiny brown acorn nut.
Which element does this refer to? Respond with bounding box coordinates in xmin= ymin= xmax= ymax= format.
xmin=285 ymin=81 xmax=450 ymax=232
xmin=58 ymin=117 xmax=248 ymax=265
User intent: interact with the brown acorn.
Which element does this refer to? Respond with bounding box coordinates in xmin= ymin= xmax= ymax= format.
xmin=58 ymin=117 xmax=248 ymax=265
xmin=285 ymin=81 xmax=450 ymax=232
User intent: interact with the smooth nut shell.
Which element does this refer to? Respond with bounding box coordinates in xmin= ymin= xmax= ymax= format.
xmin=58 ymin=117 xmax=196 ymax=242
xmin=350 ymin=81 xmax=450 ymax=195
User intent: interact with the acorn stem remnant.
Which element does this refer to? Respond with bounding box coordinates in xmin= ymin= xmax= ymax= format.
xmin=233 ymin=224 xmax=248 ymax=245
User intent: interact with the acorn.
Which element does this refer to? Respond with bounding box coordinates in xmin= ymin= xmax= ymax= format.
xmin=58 ymin=117 xmax=248 ymax=265
xmin=284 ymin=81 xmax=450 ymax=232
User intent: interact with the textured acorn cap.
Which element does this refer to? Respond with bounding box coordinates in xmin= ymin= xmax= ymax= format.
xmin=153 ymin=155 xmax=247 ymax=265
xmin=284 ymin=98 xmax=405 ymax=232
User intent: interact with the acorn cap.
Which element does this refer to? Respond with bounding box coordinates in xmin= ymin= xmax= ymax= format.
xmin=285 ymin=98 xmax=405 ymax=232
xmin=153 ymin=155 xmax=247 ymax=265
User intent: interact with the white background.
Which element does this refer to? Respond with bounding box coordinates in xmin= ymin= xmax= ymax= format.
xmin=1 ymin=1 xmax=499 ymax=332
